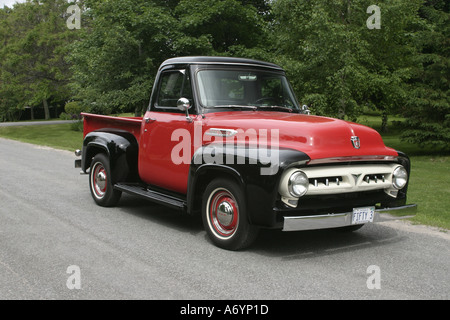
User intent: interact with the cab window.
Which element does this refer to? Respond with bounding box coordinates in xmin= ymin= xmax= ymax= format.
xmin=155 ymin=70 xmax=193 ymax=111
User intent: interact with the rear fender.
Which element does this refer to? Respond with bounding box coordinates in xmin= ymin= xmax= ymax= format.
xmin=82 ymin=130 xmax=139 ymax=182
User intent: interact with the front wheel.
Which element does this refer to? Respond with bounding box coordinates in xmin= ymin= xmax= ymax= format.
xmin=89 ymin=153 xmax=121 ymax=207
xmin=202 ymin=178 xmax=259 ymax=250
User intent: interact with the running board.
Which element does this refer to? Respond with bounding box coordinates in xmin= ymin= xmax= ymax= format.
xmin=114 ymin=183 xmax=186 ymax=210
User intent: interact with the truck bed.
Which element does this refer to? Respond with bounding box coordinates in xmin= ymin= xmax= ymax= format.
xmin=81 ymin=113 xmax=142 ymax=141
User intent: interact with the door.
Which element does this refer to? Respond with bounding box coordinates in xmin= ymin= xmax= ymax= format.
xmin=138 ymin=68 xmax=197 ymax=194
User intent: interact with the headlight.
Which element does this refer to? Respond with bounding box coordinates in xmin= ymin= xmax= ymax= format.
xmin=392 ymin=166 xmax=408 ymax=190
xmin=288 ymin=171 xmax=309 ymax=197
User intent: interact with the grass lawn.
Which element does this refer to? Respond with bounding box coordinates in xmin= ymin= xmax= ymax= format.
xmin=407 ymin=156 xmax=450 ymax=229
xmin=0 ymin=122 xmax=83 ymax=151
xmin=0 ymin=116 xmax=449 ymax=230
xmin=357 ymin=115 xmax=450 ymax=230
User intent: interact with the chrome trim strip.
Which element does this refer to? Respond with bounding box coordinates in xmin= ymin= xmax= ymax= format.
xmin=205 ymin=128 xmax=238 ymax=137
xmin=282 ymin=204 xmax=417 ymax=231
xmin=308 ymin=155 xmax=398 ymax=165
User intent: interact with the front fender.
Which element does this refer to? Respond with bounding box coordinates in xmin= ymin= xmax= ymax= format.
xmin=187 ymin=144 xmax=310 ymax=227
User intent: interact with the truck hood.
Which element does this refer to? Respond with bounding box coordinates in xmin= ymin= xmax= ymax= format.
xmin=202 ymin=111 xmax=398 ymax=160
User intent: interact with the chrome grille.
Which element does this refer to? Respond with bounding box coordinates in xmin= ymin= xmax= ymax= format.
xmin=310 ymin=176 xmax=343 ymax=187
xmin=362 ymin=174 xmax=386 ymax=184
xmin=300 ymin=164 xmax=398 ymax=196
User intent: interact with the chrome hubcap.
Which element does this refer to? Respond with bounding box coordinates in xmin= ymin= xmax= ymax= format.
xmin=96 ymin=171 xmax=106 ymax=190
xmin=208 ymin=189 xmax=239 ymax=238
xmin=217 ymin=201 xmax=234 ymax=227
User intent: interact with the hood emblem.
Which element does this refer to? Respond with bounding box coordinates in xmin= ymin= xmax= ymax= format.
xmin=352 ymin=174 xmax=362 ymax=184
xmin=351 ymin=136 xmax=361 ymax=149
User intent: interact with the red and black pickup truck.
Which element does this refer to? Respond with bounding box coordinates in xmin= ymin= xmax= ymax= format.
xmin=75 ymin=56 xmax=416 ymax=250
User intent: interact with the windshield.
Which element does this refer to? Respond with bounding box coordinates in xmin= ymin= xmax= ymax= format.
xmin=196 ymin=69 xmax=300 ymax=111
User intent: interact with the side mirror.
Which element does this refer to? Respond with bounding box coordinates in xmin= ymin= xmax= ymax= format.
xmin=177 ymin=97 xmax=191 ymax=111
xmin=177 ymin=98 xmax=192 ymax=122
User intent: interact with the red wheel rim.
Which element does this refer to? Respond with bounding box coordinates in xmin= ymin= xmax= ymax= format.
xmin=208 ymin=188 xmax=239 ymax=238
xmin=92 ymin=162 xmax=107 ymax=199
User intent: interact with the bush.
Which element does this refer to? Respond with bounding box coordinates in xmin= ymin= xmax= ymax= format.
xmin=64 ymin=101 xmax=86 ymax=119
xmin=70 ymin=119 xmax=83 ymax=132
xmin=59 ymin=112 xmax=72 ymax=120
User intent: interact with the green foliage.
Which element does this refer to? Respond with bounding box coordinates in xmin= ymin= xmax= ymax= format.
xmin=271 ymin=0 xmax=422 ymax=125
xmin=0 ymin=0 xmax=78 ymax=121
xmin=175 ymin=0 xmax=266 ymax=53
xmin=0 ymin=0 xmax=448 ymax=152
xmin=68 ymin=0 xmax=269 ymax=116
xmin=68 ymin=0 xmax=172 ymax=116
xmin=401 ymin=0 xmax=450 ymax=150
xmin=64 ymin=100 xmax=85 ymax=119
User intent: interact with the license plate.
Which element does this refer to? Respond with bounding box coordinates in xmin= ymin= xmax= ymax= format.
xmin=352 ymin=206 xmax=375 ymax=225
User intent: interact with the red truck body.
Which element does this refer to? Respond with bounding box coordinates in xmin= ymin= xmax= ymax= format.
xmin=76 ymin=56 xmax=416 ymax=250
xmin=81 ymin=111 xmax=399 ymax=195
xmin=83 ymin=114 xmax=142 ymax=141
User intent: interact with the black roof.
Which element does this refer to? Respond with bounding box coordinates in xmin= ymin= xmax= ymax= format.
xmin=160 ymin=56 xmax=283 ymax=71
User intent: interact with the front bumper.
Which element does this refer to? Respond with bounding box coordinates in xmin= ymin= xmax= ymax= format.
xmin=282 ymin=204 xmax=417 ymax=231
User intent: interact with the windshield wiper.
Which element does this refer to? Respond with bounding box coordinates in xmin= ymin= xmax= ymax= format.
xmin=211 ymin=105 xmax=258 ymax=110
xmin=255 ymin=105 xmax=294 ymax=113
xmin=206 ymin=105 xmax=295 ymax=113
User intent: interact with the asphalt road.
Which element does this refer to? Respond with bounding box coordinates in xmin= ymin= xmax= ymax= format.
xmin=0 ymin=137 xmax=449 ymax=301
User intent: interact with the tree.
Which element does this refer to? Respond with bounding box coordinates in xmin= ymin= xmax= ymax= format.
xmin=174 ymin=0 xmax=267 ymax=54
xmin=361 ymin=0 xmax=423 ymax=132
xmin=0 ymin=0 xmax=77 ymax=121
xmin=0 ymin=4 xmax=33 ymax=121
xmin=68 ymin=0 xmax=184 ymax=116
xmin=401 ymin=0 xmax=450 ymax=149
xmin=68 ymin=0 xmax=270 ymax=116
xmin=271 ymin=0 xmax=421 ymax=128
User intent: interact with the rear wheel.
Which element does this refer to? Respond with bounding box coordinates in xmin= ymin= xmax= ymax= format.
xmin=202 ymin=178 xmax=259 ymax=250
xmin=89 ymin=153 xmax=121 ymax=207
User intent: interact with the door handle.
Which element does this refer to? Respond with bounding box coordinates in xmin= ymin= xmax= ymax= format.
xmin=145 ymin=117 xmax=156 ymax=123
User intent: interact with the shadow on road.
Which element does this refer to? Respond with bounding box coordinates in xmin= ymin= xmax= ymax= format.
xmin=116 ymin=194 xmax=204 ymax=236
xmin=114 ymin=193 xmax=407 ymax=258
xmin=251 ymin=227 xmax=406 ymax=259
